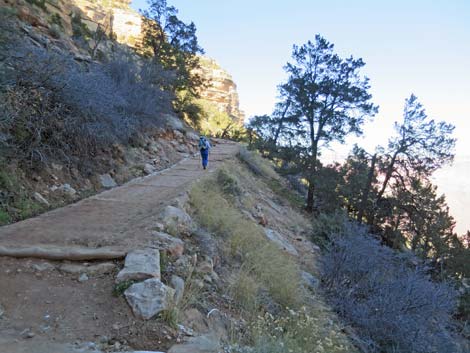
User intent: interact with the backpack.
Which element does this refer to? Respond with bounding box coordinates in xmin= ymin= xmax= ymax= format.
xmin=199 ymin=137 xmax=207 ymax=150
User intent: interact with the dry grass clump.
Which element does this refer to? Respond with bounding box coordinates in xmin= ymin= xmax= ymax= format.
xmin=189 ymin=176 xmax=301 ymax=309
xmin=229 ymin=270 xmax=260 ymax=312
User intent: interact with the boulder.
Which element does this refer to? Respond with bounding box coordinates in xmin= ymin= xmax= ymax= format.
xmin=160 ymin=206 xmax=193 ymax=236
xmin=116 ymin=249 xmax=160 ymax=283
xmin=151 ymin=231 xmax=184 ymax=258
xmin=124 ymin=278 xmax=175 ymax=320
xmin=168 ymin=334 xmax=220 ymax=353
xmin=99 ymin=174 xmax=117 ymax=188
xmin=263 ymin=229 xmax=299 ymax=256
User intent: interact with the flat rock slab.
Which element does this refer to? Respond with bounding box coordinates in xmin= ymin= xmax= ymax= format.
xmin=124 ymin=278 xmax=175 ymax=320
xmin=60 ymin=262 xmax=116 ymax=276
xmin=168 ymin=334 xmax=220 ymax=353
xmin=116 ymin=249 xmax=161 ymax=283
xmin=263 ymin=228 xmax=299 ymax=256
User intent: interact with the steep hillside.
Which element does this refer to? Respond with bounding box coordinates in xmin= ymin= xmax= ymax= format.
xmin=0 ymin=0 xmax=245 ymax=225
xmin=0 ymin=0 xmax=245 ymax=123
xmin=0 ymin=144 xmax=359 ymax=353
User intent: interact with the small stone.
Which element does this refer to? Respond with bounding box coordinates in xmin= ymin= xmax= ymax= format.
xmin=61 ymin=183 xmax=77 ymax=196
xmin=33 ymin=192 xmax=50 ymax=206
xmin=99 ymin=174 xmax=117 ymax=188
xmin=0 ymin=303 xmax=5 ymax=318
xmin=154 ymin=222 xmax=165 ymax=232
xmin=32 ymin=262 xmax=55 ymax=272
xmin=78 ymin=273 xmax=89 ymax=282
xmin=144 ymin=163 xmax=156 ymax=175
xmin=20 ymin=329 xmax=35 ymax=339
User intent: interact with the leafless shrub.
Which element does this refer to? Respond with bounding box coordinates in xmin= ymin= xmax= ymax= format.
xmin=1 ymin=30 xmax=176 ymax=166
xmin=321 ymin=226 xmax=462 ymax=353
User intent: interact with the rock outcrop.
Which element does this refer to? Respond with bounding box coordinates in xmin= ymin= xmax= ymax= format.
xmin=198 ymin=57 xmax=245 ymax=125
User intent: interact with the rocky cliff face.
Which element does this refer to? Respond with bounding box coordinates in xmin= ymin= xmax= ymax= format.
xmin=198 ymin=57 xmax=245 ymax=125
xmin=2 ymin=0 xmax=245 ymax=124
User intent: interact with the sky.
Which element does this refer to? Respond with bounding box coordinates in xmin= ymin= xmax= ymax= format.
xmin=131 ymin=0 xmax=470 ymax=233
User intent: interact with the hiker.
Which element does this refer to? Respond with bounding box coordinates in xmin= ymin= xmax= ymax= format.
xmin=198 ymin=136 xmax=211 ymax=169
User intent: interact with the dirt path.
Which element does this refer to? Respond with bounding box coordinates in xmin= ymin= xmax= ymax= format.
xmin=0 ymin=139 xmax=239 ymax=252
xmin=0 ymin=139 xmax=239 ymax=352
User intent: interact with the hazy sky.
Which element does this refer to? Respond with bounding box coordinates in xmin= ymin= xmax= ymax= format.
xmin=131 ymin=0 xmax=470 ymax=232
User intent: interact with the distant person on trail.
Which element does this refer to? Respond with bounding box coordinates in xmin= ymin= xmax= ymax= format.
xmin=198 ymin=136 xmax=211 ymax=170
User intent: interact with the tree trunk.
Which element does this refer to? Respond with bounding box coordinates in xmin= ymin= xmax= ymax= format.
xmin=306 ymin=182 xmax=314 ymax=212
xmin=357 ymin=153 xmax=377 ymax=224
xmin=377 ymin=149 xmax=400 ymax=202
xmin=273 ymin=100 xmax=291 ymax=146
xmin=306 ymin=140 xmax=318 ymax=213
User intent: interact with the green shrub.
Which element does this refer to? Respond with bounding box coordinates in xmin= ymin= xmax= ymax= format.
xmin=49 ymin=13 xmax=63 ymax=28
xmin=217 ymin=168 xmax=241 ymax=198
xmin=71 ymin=12 xmax=92 ymax=40
xmin=25 ymin=0 xmax=46 ymax=10
xmin=266 ymin=178 xmax=305 ymax=209
xmin=0 ymin=210 xmax=11 ymax=225
xmin=311 ymin=211 xmax=348 ymax=247
xmin=112 ymin=280 xmax=137 ymax=297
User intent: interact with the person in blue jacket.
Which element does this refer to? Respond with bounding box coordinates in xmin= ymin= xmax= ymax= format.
xmin=198 ymin=136 xmax=211 ymax=170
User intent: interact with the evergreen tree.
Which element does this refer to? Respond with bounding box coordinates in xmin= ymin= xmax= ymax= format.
xmin=141 ymin=0 xmax=205 ymax=95
xmin=281 ymin=35 xmax=378 ymax=211
xmin=375 ymin=94 xmax=455 ymax=204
